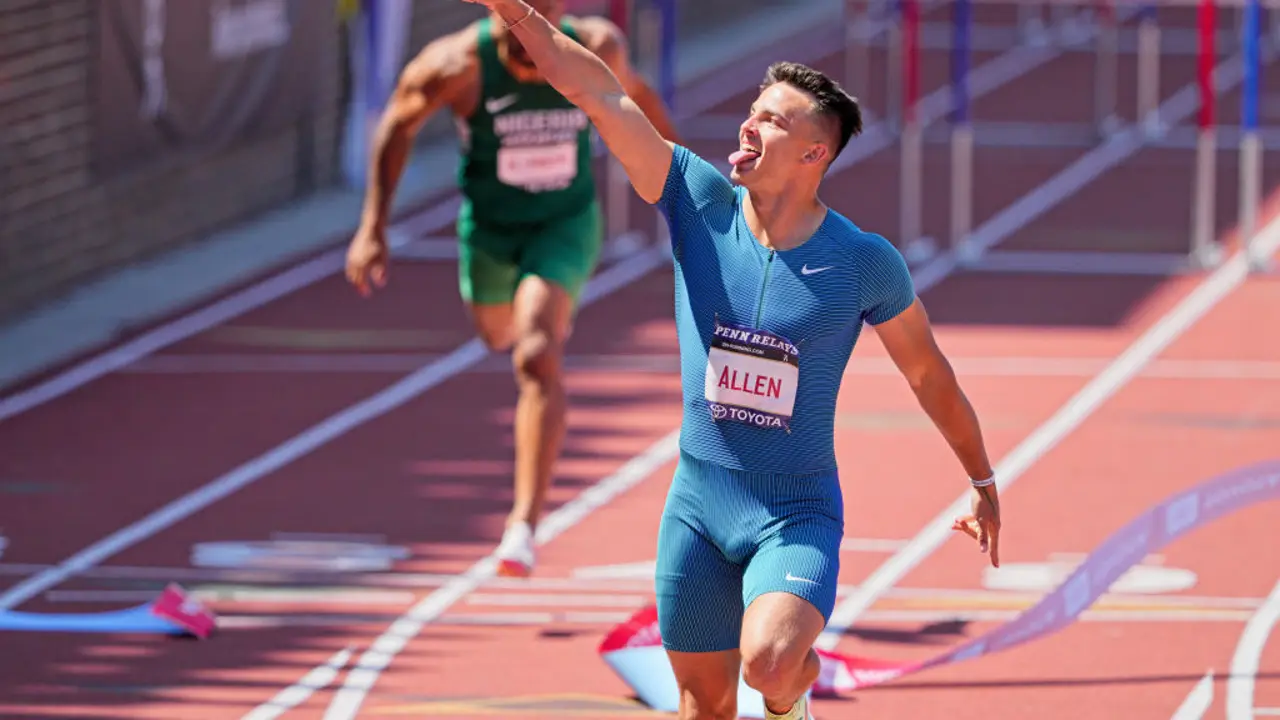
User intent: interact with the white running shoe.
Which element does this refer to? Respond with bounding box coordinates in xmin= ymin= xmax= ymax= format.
xmin=764 ymin=692 xmax=814 ymax=720
xmin=495 ymin=521 xmax=535 ymax=578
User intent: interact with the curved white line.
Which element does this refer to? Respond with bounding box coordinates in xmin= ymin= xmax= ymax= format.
xmin=1227 ymin=579 xmax=1280 ymax=720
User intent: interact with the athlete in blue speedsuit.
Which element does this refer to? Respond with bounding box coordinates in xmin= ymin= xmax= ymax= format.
xmin=461 ymin=1 xmax=1003 ymax=718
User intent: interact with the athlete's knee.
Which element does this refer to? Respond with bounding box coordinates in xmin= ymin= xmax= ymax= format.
xmin=740 ymin=638 xmax=806 ymax=699
xmin=468 ymin=304 xmax=515 ymax=352
xmin=512 ymin=328 xmax=563 ymax=386
xmin=740 ymin=593 xmax=825 ymax=698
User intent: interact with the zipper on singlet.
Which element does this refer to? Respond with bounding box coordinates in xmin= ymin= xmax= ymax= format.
xmin=754 ymin=250 xmax=775 ymax=327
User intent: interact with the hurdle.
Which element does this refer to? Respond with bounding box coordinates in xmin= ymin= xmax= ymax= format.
xmin=912 ymin=0 xmax=1277 ymax=276
xmin=895 ymin=0 xmax=1143 ymax=261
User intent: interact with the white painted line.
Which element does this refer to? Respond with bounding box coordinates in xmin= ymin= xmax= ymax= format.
xmin=0 ymin=244 xmax=672 ymax=615
xmin=1254 ymin=709 xmax=1280 ymax=717
xmin=846 ymin=356 xmax=1280 ymax=380
xmin=841 ymin=537 xmax=911 ymax=552
xmin=317 ymin=429 xmax=681 ymax=720
xmin=241 ymin=646 xmax=354 ymax=720
xmin=1171 ymin=670 xmax=1216 ymax=720
xmin=572 ymin=560 xmax=657 ymax=580
xmin=817 ymin=211 xmax=1280 ymax=652
xmin=1227 ymin=579 xmax=1280 ymax=719
xmin=0 ymin=204 xmax=452 ymax=424
xmin=465 ymin=592 xmax=651 ymax=608
xmin=44 ymin=587 xmax=417 ymax=606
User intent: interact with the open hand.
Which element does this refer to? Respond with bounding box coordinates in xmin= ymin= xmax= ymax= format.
xmin=952 ymin=483 xmax=1001 ymax=567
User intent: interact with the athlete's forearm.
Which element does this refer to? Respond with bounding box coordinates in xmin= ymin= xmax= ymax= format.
xmin=912 ymin=367 xmax=994 ymax=482
xmin=361 ymin=110 xmax=415 ymax=231
xmin=493 ymin=1 xmax=626 ymax=106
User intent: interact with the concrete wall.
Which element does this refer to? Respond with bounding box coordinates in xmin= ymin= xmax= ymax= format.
xmin=0 ymin=0 xmax=344 ymax=325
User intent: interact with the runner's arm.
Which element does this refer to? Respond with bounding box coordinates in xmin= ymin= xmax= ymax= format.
xmin=361 ymin=36 xmax=470 ymax=231
xmin=876 ymin=301 xmax=993 ymax=479
xmin=481 ymin=0 xmax=674 ymax=204
xmin=576 ymin=16 xmax=682 ymax=144
xmin=861 ymin=241 xmax=994 ymax=484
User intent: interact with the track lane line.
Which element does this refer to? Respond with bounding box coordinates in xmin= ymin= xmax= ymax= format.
xmin=1227 ymin=579 xmax=1280 ymax=719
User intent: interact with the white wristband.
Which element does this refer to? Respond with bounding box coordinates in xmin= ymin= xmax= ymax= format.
xmin=970 ymin=475 xmax=996 ymax=488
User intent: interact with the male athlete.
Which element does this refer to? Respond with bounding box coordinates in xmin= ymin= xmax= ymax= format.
xmin=345 ymin=0 xmax=679 ymax=578
xmin=460 ymin=1 xmax=1002 ymax=718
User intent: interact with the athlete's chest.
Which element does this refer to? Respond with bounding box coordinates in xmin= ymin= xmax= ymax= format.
xmin=707 ymin=238 xmax=862 ymax=346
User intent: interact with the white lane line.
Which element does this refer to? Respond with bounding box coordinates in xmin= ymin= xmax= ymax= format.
xmin=1170 ymin=670 xmax=1216 ymax=720
xmin=314 ymin=430 xmax=681 ymax=720
xmin=1227 ymin=579 xmax=1280 ymax=720
xmin=817 ymin=213 xmax=1280 ymax=652
xmin=0 ymin=244 xmax=672 ymax=614
xmin=241 ymin=646 xmax=354 ymax=720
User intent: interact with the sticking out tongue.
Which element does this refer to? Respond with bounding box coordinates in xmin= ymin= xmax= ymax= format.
xmin=729 ymin=149 xmax=759 ymax=167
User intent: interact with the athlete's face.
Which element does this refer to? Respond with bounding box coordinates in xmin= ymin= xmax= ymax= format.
xmin=731 ymin=83 xmax=832 ymax=188
xmin=501 ymin=0 xmax=564 ymax=69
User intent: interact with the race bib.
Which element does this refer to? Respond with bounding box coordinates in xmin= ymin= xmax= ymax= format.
xmin=497 ymin=143 xmax=578 ymax=191
xmin=704 ymin=320 xmax=800 ymax=431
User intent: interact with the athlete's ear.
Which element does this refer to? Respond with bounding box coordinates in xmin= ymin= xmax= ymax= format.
xmin=803 ymin=143 xmax=829 ymax=166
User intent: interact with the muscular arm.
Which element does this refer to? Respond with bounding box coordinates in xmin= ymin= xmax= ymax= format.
xmin=874 ymin=300 xmax=995 ymax=483
xmin=484 ymin=1 xmax=674 ymax=204
xmin=574 ymin=16 xmax=682 ymax=144
xmin=360 ymin=35 xmax=471 ymax=231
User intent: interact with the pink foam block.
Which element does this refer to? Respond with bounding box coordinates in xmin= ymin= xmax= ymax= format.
xmin=150 ymin=584 xmax=217 ymax=639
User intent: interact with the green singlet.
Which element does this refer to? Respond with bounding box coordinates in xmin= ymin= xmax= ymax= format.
xmin=455 ymin=18 xmax=603 ymax=306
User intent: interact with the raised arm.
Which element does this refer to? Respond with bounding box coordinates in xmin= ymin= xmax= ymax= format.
xmin=360 ymin=33 xmax=472 ymax=232
xmin=572 ymin=15 xmax=682 ymax=145
xmin=465 ymin=0 xmax=674 ymax=204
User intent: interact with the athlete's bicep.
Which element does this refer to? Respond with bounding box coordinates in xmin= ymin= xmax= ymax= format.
xmin=578 ymin=89 xmax=675 ymax=205
xmin=872 ymin=299 xmax=947 ymax=387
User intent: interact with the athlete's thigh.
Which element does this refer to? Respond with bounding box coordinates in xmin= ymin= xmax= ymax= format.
xmin=518 ymin=200 xmax=604 ymax=305
xmin=655 ymin=475 xmax=745 ymax=655
xmin=741 ymin=497 xmax=844 ymax=631
xmin=457 ymin=209 xmax=520 ymax=349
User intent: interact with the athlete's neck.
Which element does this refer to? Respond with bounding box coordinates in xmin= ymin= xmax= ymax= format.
xmin=743 ymin=186 xmax=827 ymax=252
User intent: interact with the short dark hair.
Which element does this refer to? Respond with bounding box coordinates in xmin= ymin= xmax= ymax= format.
xmin=760 ymin=61 xmax=863 ymax=160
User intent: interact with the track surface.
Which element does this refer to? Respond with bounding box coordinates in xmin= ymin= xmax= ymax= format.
xmin=1 ymin=7 xmax=1279 ymax=719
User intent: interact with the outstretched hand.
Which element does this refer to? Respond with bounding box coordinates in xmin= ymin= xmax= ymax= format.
xmin=952 ymin=483 xmax=1001 ymax=567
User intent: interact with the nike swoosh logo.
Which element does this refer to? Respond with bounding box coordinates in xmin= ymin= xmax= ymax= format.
xmin=485 ymin=94 xmax=519 ymax=114
xmin=800 ymin=264 xmax=834 ymax=276
xmin=786 ymin=572 xmax=820 ymax=585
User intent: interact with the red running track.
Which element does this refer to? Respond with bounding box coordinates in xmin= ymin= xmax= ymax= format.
xmin=1 ymin=7 xmax=1279 ymax=720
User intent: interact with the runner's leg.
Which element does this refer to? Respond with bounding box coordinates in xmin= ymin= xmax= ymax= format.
xmin=657 ymin=459 xmax=745 ymax=720
xmin=739 ymin=476 xmax=844 ymax=719
xmin=496 ymin=200 xmax=603 ymax=575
